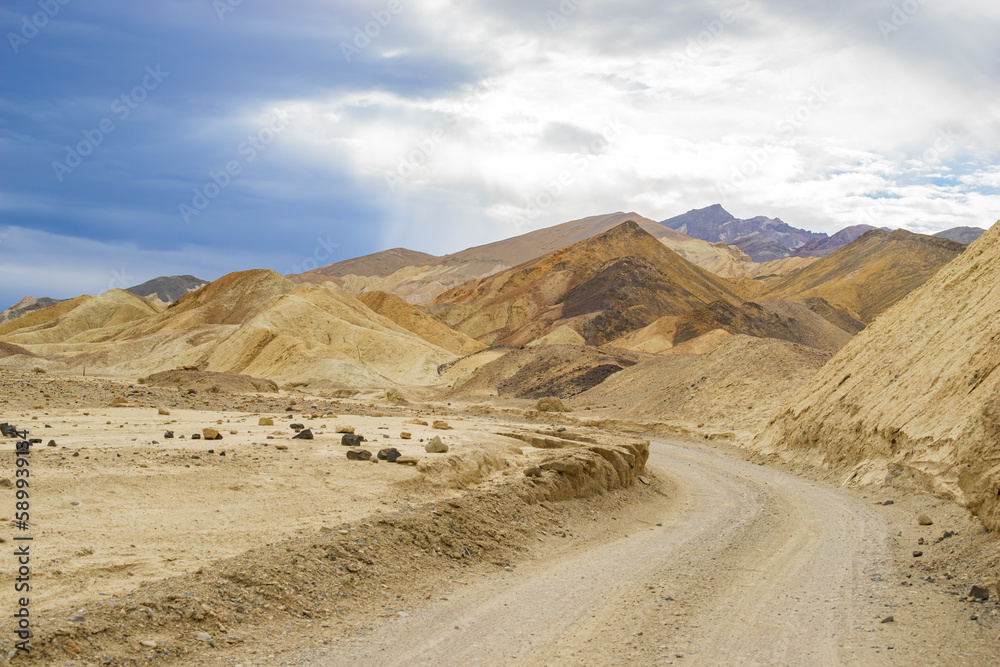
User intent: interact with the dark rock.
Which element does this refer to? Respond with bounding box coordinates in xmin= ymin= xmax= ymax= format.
xmin=378 ymin=448 xmax=401 ymax=462
xmin=882 ymin=500 xmax=894 ymax=505
xmin=346 ymin=449 xmax=372 ymax=461
xmin=342 ymin=433 xmax=365 ymax=447
xmin=881 ymin=616 xmax=894 ymax=623
xmin=293 ymin=429 xmax=314 ymax=440
xmin=47 ymin=440 xmax=56 ymax=447
xmin=970 ymin=585 xmax=990 ymax=601
xmin=192 ymin=433 xmax=201 ymax=440
xmin=290 ymin=423 xmax=305 ymax=431
xmin=164 ymin=431 xmax=174 ymax=438
xmin=912 ymin=550 xmax=923 ymax=557
xmin=0 ymin=423 xmax=18 ymax=438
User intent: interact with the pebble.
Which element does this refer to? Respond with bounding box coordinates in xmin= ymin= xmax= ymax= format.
xmin=882 ymin=500 xmax=894 ymax=506
xmin=881 ymin=616 xmax=894 ymax=623
xmin=913 ymin=550 xmax=923 ymax=557
xmin=400 ymin=431 xmax=412 ymax=439
xmin=917 ymin=514 xmax=933 ymax=525
xmin=140 ymin=640 xmax=157 ymax=648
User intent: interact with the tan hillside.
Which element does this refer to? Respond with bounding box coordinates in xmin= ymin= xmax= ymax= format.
xmin=752 ymin=221 xmax=1000 ymax=529
xmin=431 ymin=221 xmax=744 ymax=346
xmin=292 ymin=213 xmax=800 ymax=303
xmin=357 ymin=290 xmax=485 ymax=356
xmin=610 ymin=298 xmax=856 ymax=354
xmin=580 ymin=335 xmax=832 ymax=435
xmin=0 ymin=290 xmax=158 ymax=345
xmin=0 ymin=273 xmax=458 ymax=389
xmin=760 ymin=229 xmax=965 ymax=323
xmin=446 ymin=344 xmax=647 ymax=401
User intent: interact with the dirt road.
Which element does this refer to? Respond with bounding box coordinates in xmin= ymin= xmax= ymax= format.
xmin=298 ymin=439 xmax=996 ymax=666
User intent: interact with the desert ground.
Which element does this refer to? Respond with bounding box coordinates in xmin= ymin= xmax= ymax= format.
xmin=1 ymin=369 xmax=997 ymax=666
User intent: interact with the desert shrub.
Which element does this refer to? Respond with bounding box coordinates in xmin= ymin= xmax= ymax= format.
xmin=536 ymin=396 xmax=571 ymax=412
xmin=137 ymin=377 xmax=146 ymax=384
xmin=31 ymin=367 xmax=45 ymax=374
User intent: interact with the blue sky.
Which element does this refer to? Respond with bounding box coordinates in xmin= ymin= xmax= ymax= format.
xmin=1 ymin=0 xmax=998 ymax=308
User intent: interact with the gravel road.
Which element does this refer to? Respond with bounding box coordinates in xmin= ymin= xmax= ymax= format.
xmin=303 ymin=439 xmax=997 ymax=666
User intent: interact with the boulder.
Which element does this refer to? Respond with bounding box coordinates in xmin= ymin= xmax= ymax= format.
xmin=347 ymin=449 xmax=372 ymax=461
xmin=290 ymin=423 xmax=305 ymax=431
xmin=336 ymin=425 xmax=355 ymax=434
xmin=202 ymin=428 xmax=223 ymax=441
xmin=341 ymin=433 xmax=365 ymax=447
xmin=293 ymin=429 xmax=314 ymax=440
xmin=425 ymin=436 xmax=449 ymax=453
xmin=378 ymin=448 xmax=402 ymax=462
xmin=191 ymin=433 xmax=201 ymax=440
xmin=164 ymin=431 xmax=174 ymax=439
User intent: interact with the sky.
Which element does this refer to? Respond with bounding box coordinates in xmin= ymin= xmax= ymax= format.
xmin=1 ymin=0 xmax=998 ymax=308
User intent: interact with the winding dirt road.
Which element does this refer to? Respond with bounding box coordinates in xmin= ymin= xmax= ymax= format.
xmin=307 ymin=440 xmax=995 ymax=666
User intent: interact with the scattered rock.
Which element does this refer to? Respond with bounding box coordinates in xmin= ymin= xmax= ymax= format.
xmin=881 ymin=616 xmax=894 ymax=624
xmin=258 ymin=417 xmax=274 ymax=426
xmin=191 ymin=433 xmax=201 ymax=440
xmin=65 ymin=641 xmax=82 ymax=654
xmin=524 ymin=466 xmax=543 ymax=478
xmin=913 ymin=550 xmax=923 ymax=557
xmin=275 ymin=445 xmax=288 ymax=451
xmin=405 ymin=419 xmax=428 ymax=426
xmin=336 ymin=426 xmax=356 ymax=434
xmin=290 ymin=423 xmax=305 ymax=431
xmin=0 ymin=478 xmax=12 ymax=489
xmin=400 ymin=432 xmax=412 ymax=440
xmin=140 ymin=640 xmax=157 ymax=648
xmin=202 ymin=428 xmax=222 ymax=441
xmin=425 ymin=436 xmax=449 ymax=453
xmin=47 ymin=440 xmax=56 ymax=447
xmin=395 ymin=457 xmax=419 ymax=466
xmin=195 ymin=631 xmax=212 ymax=642
xmin=917 ymin=514 xmax=934 ymax=526
xmin=341 ymin=433 xmax=365 ymax=447
xmin=346 ymin=449 xmax=372 ymax=461
xmin=164 ymin=431 xmax=174 ymax=439
xmin=108 ymin=398 xmax=128 ymax=407
xmin=432 ymin=421 xmax=452 ymax=430
xmin=882 ymin=500 xmax=894 ymax=506
xmin=157 ymin=407 xmax=170 ymax=416
xmin=293 ymin=429 xmax=314 ymax=440
xmin=0 ymin=423 xmax=19 ymax=438
xmin=378 ymin=448 xmax=402 ymax=462
xmin=970 ymin=585 xmax=990 ymax=601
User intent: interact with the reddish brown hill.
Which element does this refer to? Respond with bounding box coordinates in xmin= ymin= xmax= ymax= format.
xmin=430 ymin=221 xmax=744 ymax=346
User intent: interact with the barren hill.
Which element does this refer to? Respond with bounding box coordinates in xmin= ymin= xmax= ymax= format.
xmin=0 ymin=271 xmax=459 ymax=389
xmin=357 ymin=290 xmax=485 ymax=356
xmin=611 ymin=298 xmax=858 ymax=354
xmin=759 ymin=229 xmax=965 ymax=323
xmin=293 ymin=212 xmax=799 ymax=303
xmin=580 ymin=335 xmax=832 ymax=435
xmin=446 ymin=344 xmax=647 ymax=401
xmin=0 ymin=296 xmax=64 ymax=324
xmin=429 ymin=221 xmax=744 ymax=346
xmin=933 ymin=226 xmax=986 ymax=245
xmin=753 ymin=221 xmax=1000 ymax=530
xmin=0 ymin=290 xmax=159 ymax=346
xmin=126 ymin=275 xmax=208 ymax=304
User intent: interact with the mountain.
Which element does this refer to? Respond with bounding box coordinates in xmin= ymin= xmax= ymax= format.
xmin=428 ymin=221 xmax=744 ymax=346
xmin=758 ymin=229 xmax=966 ymax=323
xmin=752 ymin=221 xmax=1000 ymax=531
xmin=0 ymin=296 xmax=64 ymax=324
xmin=126 ymin=275 xmax=208 ymax=304
xmin=792 ymin=225 xmax=883 ymax=258
xmin=661 ymin=205 xmax=827 ymax=261
xmin=933 ymin=226 xmax=986 ymax=245
xmin=292 ymin=212 xmax=802 ymax=303
xmin=0 ymin=270 xmax=460 ymax=389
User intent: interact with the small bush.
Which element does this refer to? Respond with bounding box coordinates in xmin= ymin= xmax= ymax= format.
xmin=137 ymin=377 xmax=146 ymax=384
xmin=31 ymin=367 xmax=45 ymax=374
xmin=535 ymin=396 xmax=571 ymax=413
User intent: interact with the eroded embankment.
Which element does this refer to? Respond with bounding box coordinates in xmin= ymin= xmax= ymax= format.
xmin=5 ymin=438 xmax=648 ymax=665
